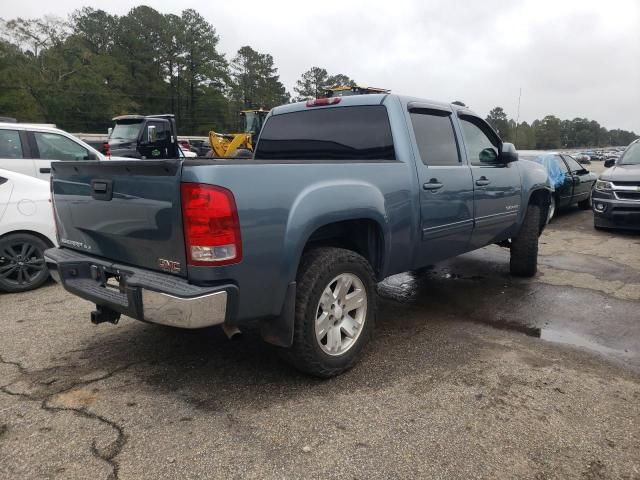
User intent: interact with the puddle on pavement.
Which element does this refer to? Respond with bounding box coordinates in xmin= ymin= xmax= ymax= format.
xmin=378 ymin=270 xmax=635 ymax=362
xmin=539 ymin=329 xmax=633 ymax=358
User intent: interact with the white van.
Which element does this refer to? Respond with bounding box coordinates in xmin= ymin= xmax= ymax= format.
xmin=0 ymin=123 xmax=110 ymax=181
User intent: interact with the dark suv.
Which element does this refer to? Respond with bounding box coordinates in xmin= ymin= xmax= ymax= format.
xmin=593 ymin=139 xmax=640 ymax=230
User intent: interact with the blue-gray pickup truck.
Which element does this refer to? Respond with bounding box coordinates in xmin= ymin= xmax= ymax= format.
xmin=45 ymin=94 xmax=551 ymax=377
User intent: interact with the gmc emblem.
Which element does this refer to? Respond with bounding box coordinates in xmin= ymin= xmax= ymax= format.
xmin=158 ymin=258 xmax=181 ymax=273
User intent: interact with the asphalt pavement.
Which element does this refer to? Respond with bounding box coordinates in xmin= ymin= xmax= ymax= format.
xmin=1 ymin=181 xmax=639 ymax=479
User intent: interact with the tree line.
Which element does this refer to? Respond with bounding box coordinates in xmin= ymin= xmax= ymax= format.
xmin=0 ymin=6 xmax=355 ymax=134
xmin=485 ymin=106 xmax=637 ymax=150
xmin=0 ymin=6 xmax=637 ymax=145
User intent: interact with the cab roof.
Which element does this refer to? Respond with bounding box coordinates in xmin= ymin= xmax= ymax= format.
xmin=271 ymin=93 xmax=480 ymax=118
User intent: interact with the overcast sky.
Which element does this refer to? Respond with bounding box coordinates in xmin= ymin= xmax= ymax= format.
xmin=5 ymin=0 xmax=640 ymax=132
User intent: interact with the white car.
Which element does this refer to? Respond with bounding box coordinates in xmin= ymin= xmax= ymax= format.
xmin=0 ymin=123 xmax=120 ymax=181
xmin=179 ymin=146 xmax=197 ymax=158
xmin=0 ymin=169 xmax=56 ymax=292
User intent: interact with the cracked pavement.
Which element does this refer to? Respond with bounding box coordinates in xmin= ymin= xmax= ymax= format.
xmin=1 ymin=197 xmax=640 ymax=479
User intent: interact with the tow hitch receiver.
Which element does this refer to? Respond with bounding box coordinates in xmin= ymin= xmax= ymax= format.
xmin=91 ymin=305 xmax=121 ymax=325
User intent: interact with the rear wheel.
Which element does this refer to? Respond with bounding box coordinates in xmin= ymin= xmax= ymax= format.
xmin=279 ymin=247 xmax=376 ymax=378
xmin=0 ymin=233 xmax=50 ymax=293
xmin=510 ymin=204 xmax=541 ymax=277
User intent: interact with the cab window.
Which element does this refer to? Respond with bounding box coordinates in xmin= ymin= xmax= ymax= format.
xmin=33 ymin=132 xmax=90 ymax=160
xmin=0 ymin=130 xmax=24 ymax=159
xmin=563 ymin=155 xmax=583 ymax=173
xmin=459 ymin=116 xmax=500 ymax=166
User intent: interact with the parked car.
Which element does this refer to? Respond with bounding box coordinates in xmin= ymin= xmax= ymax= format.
xmin=179 ymin=146 xmax=197 ymax=158
xmin=519 ymin=151 xmax=597 ymax=222
xmin=593 ymin=139 xmax=640 ymax=230
xmin=0 ymin=169 xmax=56 ymax=292
xmin=0 ymin=123 xmax=115 ymax=181
xmin=572 ymin=153 xmax=591 ymax=165
xmin=45 ymin=94 xmax=552 ymax=377
xmin=189 ymin=139 xmax=211 ymax=156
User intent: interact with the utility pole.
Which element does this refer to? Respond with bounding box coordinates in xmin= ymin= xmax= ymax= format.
xmin=515 ymin=87 xmax=522 ymax=146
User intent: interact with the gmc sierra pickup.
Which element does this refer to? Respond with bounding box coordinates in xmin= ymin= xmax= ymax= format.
xmin=45 ymin=93 xmax=552 ymax=377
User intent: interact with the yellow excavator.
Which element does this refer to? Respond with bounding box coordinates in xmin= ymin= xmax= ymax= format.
xmin=208 ymin=109 xmax=269 ymax=158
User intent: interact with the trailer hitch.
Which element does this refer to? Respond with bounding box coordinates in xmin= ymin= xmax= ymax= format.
xmin=90 ymin=305 xmax=121 ymax=325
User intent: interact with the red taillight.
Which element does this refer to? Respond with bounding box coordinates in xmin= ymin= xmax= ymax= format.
xmin=103 ymin=142 xmax=111 ymax=157
xmin=181 ymin=183 xmax=242 ymax=266
xmin=306 ymin=97 xmax=341 ymax=107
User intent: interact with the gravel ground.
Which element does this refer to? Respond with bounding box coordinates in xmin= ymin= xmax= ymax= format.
xmin=1 ymin=192 xmax=639 ymax=479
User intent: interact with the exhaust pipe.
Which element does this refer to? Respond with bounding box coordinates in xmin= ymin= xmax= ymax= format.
xmin=222 ymin=323 xmax=242 ymax=340
xmin=91 ymin=306 xmax=121 ymax=325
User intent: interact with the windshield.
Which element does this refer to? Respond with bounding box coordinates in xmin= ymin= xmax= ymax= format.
xmin=110 ymin=122 xmax=142 ymax=140
xmin=620 ymin=142 xmax=640 ymax=165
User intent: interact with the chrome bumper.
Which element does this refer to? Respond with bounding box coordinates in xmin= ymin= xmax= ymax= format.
xmin=45 ymin=247 xmax=236 ymax=329
xmin=142 ymin=289 xmax=227 ymax=328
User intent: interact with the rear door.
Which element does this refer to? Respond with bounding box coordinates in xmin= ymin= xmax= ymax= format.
xmin=51 ymin=160 xmax=187 ymax=276
xmin=30 ymin=131 xmax=95 ymax=180
xmin=458 ymin=115 xmax=522 ymax=249
xmin=408 ymin=106 xmax=474 ymax=265
xmin=0 ymin=129 xmax=36 ymax=177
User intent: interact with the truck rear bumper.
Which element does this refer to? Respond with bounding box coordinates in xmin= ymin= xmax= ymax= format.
xmin=44 ymin=248 xmax=237 ymax=329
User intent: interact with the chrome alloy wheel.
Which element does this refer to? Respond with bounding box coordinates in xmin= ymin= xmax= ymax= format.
xmin=315 ymin=273 xmax=367 ymax=356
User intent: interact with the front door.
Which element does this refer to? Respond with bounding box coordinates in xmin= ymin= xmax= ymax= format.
xmin=562 ymin=155 xmax=592 ymax=202
xmin=408 ymin=107 xmax=474 ymax=267
xmin=457 ymin=115 xmax=522 ymax=249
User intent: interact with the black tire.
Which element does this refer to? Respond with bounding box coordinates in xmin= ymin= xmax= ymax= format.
xmin=0 ymin=233 xmax=50 ymax=293
xmin=510 ymin=204 xmax=541 ymax=277
xmin=578 ymin=191 xmax=593 ymax=210
xmin=279 ymin=247 xmax=376 ymax=378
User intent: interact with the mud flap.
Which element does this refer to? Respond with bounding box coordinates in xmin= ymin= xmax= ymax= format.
xmin=261 ymin=282 xmax=296 ymax=347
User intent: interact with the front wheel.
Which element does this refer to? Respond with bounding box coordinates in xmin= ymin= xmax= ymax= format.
xmin=279 ymin=247 xmax=376 ymax=378
xmin=510 ymin=204 xmax=541 ymax=277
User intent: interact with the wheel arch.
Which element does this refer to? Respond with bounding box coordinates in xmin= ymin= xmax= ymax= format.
xmin=0 ymin=229 xmax=56 ymax=248
xmin=527 ymin=188 xmax=552 ymax=234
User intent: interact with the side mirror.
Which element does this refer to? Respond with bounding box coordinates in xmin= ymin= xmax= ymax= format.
xmin=107 ymin=127 xmax=113 ymax=136
xmin=604 ymin=159 xmax=615 ymax=168
xmin=479 ymin=147 xmax=499 ymax=163
xmin=500 ymin=142 xmax=518 ymax=164
xmin=147 ymin=125 xmax=157 ymax=143
xmin=85 ymin=152 xmax=98 ymax=160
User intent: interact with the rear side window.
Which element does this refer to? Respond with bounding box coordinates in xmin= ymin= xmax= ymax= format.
xmin=254 ymin=105 xmax=395 ymax=160
xmin=410 ymin=110 xmax=460 ymax=166
xmin=0 ymin=130 xmax=23 ymax=159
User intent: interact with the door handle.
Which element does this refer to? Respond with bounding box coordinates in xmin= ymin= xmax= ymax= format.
xmin=475 ymin=176 xmax=490 ymax=186
xmin=39 ymin=168 xmax=51 ymax=174
xmin=423 ymin=179 xmax=443 ymax=191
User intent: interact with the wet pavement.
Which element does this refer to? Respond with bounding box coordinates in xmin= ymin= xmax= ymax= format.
xmin=1 ymin=202 xmax=640 ymax=479
xmin=378 ymin=208 xmax=640 ymax=369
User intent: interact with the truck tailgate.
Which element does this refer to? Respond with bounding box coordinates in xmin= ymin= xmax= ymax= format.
xmin=51 ymin=160 xmax=187 ymax=277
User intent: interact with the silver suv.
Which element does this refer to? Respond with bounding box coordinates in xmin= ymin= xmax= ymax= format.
xmin=0 ymin=123 xmax=107 ymax=181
